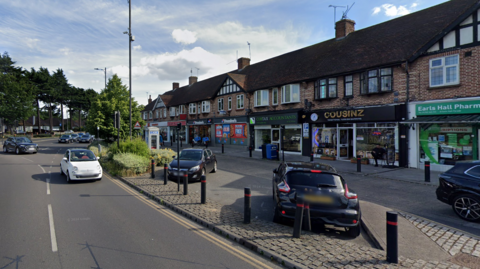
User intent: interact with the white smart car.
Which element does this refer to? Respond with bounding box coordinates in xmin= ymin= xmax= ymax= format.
xmin=60 ymin=149 xmax=102 ymax=183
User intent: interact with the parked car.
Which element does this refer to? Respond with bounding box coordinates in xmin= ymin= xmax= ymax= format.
xmin=272 ymin=161 xmax=361 ymax=237
xmin=79 ymin=134 xmax=93 ymax=143
xmin=78 ymin=132 xmax=85 ymax=137
xmin=70 ymin=133 xmax=79 ymax=142
xmin=168 ymin=148 xmax=217 ymax=181
xmin=65 ymin=130 xmax=74 ymax=134
xmin=58 ymin=134 xmax=73 ymax=143
xmin=3 ymin=136 xmax=39 ymax=154
xmin=436 ymin=161 xmax=480 ymax=222
xmin=60 ymin=149 xmax=102 ymax=182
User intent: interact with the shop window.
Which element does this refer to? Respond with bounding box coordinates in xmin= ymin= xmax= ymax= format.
xmin=189 ymin=103 xmax=196 ymax=114
xmin=360 ymin=68 xmax=392 ymax=94
xmin=237 ymin=95 xmax=244 ymax=109
xmin=202 ymin=101 xmax=210 ymax=113
xmin=429 ymin=55 xmax=459 ymax=87
xmin=254 ymin=90 xmax=269 ymax=107
xmin=344 ymin=75 xmax=353 ymax=97
xmin=281 ymin=128 xmax=301 ymax=152
xmin=272 ymin=88 xmax=278 ymax=105
xmin=281 ymin=84 xmax=300 ymax=104
xmin=228 ymin=97 xmax=232 ymax=110
xmin=315 ymin=78 xmax=337 ymax=99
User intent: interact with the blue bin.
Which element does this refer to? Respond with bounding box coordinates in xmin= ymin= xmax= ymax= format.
xmin=266 ymin=144 xmax=278 ymax=159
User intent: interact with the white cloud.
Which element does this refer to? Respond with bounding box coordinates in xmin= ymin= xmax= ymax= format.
xmin=133 ymin=45 xmax=142 ymax=50
xmin=172 ymin=29 xmax=198 ymax=45
xmin=68 ymin=70 xmax=75 ymax=75
xmin=59 ymin=48 xmax=70 ymax=56
xmin=25 ymin=38 xmax=39 ymax=49
xmin=372 ymin=7 xmax=381 ymax=15
xmin=372 ymin=3 xmax=418 ymax=17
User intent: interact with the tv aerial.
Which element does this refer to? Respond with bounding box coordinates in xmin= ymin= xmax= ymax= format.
xmin=328 ymin=4 xmax=346 ymax=28
xmin=342 ymin=2 xmax=355 ymax=20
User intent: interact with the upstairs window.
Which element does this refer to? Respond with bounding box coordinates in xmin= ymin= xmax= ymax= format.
xmin=169 ymin=107 xmax=176 ymax=117
xmin=430 ymin=55 xmax=459 ymax=87
xmin=163 ymin=108 xmax=166 ymax=118
xmin=272 ymin=88 xmax=278 ymax=105
xmin=155 ymin=111 xmax=159 ymax=118
xmin=281 ymin=84 xmax=300 ymax=104
xmin=189 ymin=103 xmax=196 ymax=114
xmin=149 ymin=112 xmax=153 ymax=119
xmin=360 ymin=68 xmax=392 ymax=94
xmin=179 ymin=105 xmax=185 ymax=114
xmin=254 ymin=90 xmax=269 ymax=107
xmin=237 ymin=95 xmax=244 ymax=109
xmin=201 ymin=101 xmax=210 ymax=113
xmin=344 ymin=75 xmax=353 ymax=97
xmin=218 ymin=98 xmax=224 ymax=111
xmin=315 ymin=78 xmax=337 ymax=99
xmin=217 ymin=78 xmax=241 ymax=96
xmin=143 ymin=112 xmax=147 ymax=120
xmin=228 ymin=97 xmax=232 ymax=110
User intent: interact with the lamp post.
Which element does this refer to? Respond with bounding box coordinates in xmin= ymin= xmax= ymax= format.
xmin=123 ymin=0 xmax=134 ymax=140
xmin=94 ymin=68 xmax=106 ymax=89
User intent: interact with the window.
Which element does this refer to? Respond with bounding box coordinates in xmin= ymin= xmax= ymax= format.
xmin=254 ymin=90 xmax=269 ymax=107
xmin=149 ymin=112 xmax=152 ymax=119
xmin=465 ymin=166 xmax=480 ymax=178
xmin=272 ymin=88 xmax=278 ymax=105
xmin=143 ymin=112 xmax=147 ymax=120
xmin=344 ymin=75 xmax=353 ymax=97
xmin=236 ymin=95 xmax=244 ymax=109
xmin=228 ymin=97 xmax=232 ymax=110
xmin=163 ymin=108 xmax=166 ymax=118
xmin=179 ymin=105 xmax=185 ymax=114
xmin=175 ymin=107 xmax=179 ymax=116
xmin=315 ymin=78 xmax=337 ymax=99
xmin=281 ymin=84 xmax=300 ymax=103
xmin=189 ymin=103 xmax=196 ymax=114
xmin=217 ymin=78 xmax=241 ymax=96
xmin=155 ymin=111 xmax=159 ymax=119
xmin=429 ymin=55 xmax=459 ymax=87
xmin=360 ymin=68 xmax=392 ymax=94
xmin=218 ymin=98 xmax=224 ymax=111
xmin=201 ymin=101 xmax=210 ymax=113
xmin=169 ymin=107 xmax=176 ymax=117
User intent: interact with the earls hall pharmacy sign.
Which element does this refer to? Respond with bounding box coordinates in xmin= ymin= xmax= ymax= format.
xmin=417 ymin=100 xmax=480 ymax=116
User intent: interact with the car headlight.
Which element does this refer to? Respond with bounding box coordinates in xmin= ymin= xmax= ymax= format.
xmin=189 ymin=165 xmax=200 ymax=172
xmin=97 ymin=165 xmax=101 ymax=171
xmin=73 ymin=166 xmax=78 ymax=172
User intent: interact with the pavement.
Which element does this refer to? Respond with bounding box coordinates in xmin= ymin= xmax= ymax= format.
xmin=113 ymin=143 xmax=480 ymax=268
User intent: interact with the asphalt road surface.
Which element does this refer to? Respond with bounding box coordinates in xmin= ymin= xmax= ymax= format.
xmin=0 ymin=138 xmax=282 ymax=269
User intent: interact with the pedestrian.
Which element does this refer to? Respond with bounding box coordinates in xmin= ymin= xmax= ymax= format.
xmin=371 ymin=144 xmax=386 ymax=167
xmin=159 ymin=134 xmax=164 ymax=148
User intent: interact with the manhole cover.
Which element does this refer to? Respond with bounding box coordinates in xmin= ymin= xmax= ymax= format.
xmin=449 ymin=253 xmax=480 ymax=269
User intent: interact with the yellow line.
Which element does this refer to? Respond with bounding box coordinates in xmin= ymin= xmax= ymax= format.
xmin=105 ymin=174 xmax=274 ymax=269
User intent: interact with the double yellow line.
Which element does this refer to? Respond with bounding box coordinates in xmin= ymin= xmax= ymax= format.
xmin=106 ymin=174 xmax=274 ymax=269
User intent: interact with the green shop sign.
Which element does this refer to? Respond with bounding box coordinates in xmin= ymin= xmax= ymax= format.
xmin=249 ymin=113 xmax=298 ymax=125
xmin=416 ymin=100 xmax=480 ymax=116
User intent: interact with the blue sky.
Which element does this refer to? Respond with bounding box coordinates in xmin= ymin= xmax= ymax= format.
xmin=0 ymin=0 xmax=448 ymax=106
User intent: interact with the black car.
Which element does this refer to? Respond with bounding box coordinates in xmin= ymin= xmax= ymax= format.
xmin=3 ymin=136 xmax=39 ymax=154
xmin=70 ymin=133 xmax=79 ymax=142
xmin=436 ymin=161 xmax=480 ymax=222
xmin=58 ymin=135 xmax=73 ymax=143
xmin=272 ymin=162 xmax=361 ymax=237
xmin=168 ymin=148 xmax=217 ymax=181
xmin=79 ymin=134 xmax=93 ymax=143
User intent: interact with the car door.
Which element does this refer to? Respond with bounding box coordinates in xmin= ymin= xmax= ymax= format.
xmin=203 ymin=150 xmax=211 ymax=171
xmin=10 ymin=138 xmax=16 ymax=151
xmin=61 ymin=151 xmax=69 ymax=174
xmin=5 ymin=138 xmax=12 ymax=151
xmin=273 ymin=163 xmax=284 ymax=197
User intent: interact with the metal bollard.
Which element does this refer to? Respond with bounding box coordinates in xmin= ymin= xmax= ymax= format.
xmin=151 ymin=158 xmax=155 ymax=179
xmin=425 ymin=161 xmax=430 ymax=182
xmin=386 ymin=211 xmax=398 ymax=263
xmin=180 ymin=139 xmax=182 ymax=148
xmin=310 ymin=152 xmax=314 ymax=162
xmin=222 ymin=143 xmax=224 ymax=154
xmin=163 ymin=163 xmax=168 ymax=185
xmin=302 ymin=203 xmax=311 ymax=231
xmin=249 ymin=146 xmax=252 ymax=158
xmin=244 ymin=187 xmax=251 ymax=224
xmin=171 ymin=137 xmax=173 ymax=147
xmin=183 ymin=172 xmax=188 ymax=195
xmin=357 ymin=157 xmax=361 ymax=172
xmin=293 ymin=196 xmax=304 ymax=238
xmin=201 ymin=175 xmax=206 ymax=204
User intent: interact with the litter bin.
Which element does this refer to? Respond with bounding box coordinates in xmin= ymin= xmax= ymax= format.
xmin=262 ymin=144 xmax=267 ymax=159
xmin=266 ymin=144 xmax=278 ymax=160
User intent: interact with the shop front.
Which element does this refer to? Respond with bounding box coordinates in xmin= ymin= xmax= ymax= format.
xmin=213 ymin=117 xmax=249 ymax=146
xmin=147 ymin=121 xmax=169 ymax=143
xmin=405 ymin=99 xmax=480 ymax=171
xmin=187 ymin=119 xmax=212 ymax=145
xmin=299 ymin=105 xmax=407 ymax=166
xmin=249 ymin=111 xmax=302 ymax=153
xmin=167 ymin=121 xmax=186 ymax=143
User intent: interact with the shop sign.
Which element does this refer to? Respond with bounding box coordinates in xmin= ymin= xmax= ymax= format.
xmin=167 ymin=121 xmax=185 ymax=126
xmin=303 ymin=123 xmax=309 ymax=138
xmin=187 ymin=119 xmax=212 ymax=125
xmin=416 ymin=100 xmax=480 ymax=116
xmin=299 ymin=106 xmax=398 ymax=123
xmin=249 ymin=113 xmax=298 ymax=125
xmin=222 ymin=119 xmax=237 ymax=123
xmin=440 ymin=127 xmax=472 ymax=133
xmin=213 ymin=116 xmax=247 ymax=124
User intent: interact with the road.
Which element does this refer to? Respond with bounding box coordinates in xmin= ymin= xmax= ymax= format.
xmin=0 ymin=138 xmax=281 ymax=269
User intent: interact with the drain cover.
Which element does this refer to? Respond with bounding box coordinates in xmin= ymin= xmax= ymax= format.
xmin=449 ymin=253 xmax=480 ymax=269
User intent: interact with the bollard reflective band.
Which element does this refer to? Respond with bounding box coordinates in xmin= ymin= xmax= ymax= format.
xmin=296 ymin=204 xmax=304 ymax=208
xmin=387 ymin=221 xmax=397 ymax=226
xmin=245 ymin=194 xmax=251 ymax=197
xmin=305 ymin=204 xmax=310 ymax=209
xmin=201 ymin=180 xmax=206 ymax=183
xmin=425 ymin=165 xmax=430 ymax=167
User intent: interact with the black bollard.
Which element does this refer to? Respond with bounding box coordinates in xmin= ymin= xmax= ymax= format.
xmin=222 ymin=143 xmax=224 ymax=154
xmin=425 ymin=161 xmax=430 ymax=182
xmin=201 ymin=175 xmax=206 ymax=204
xmin=302 ymin=203 xmax=311 ymax=231
xmin=180 ymin=139 xmax=182 ymax=148
xmin=386 ymin=211 xmax=398 ymax=263
xmin=163 ymin=163 xmax=168 ymax=185
xmin=357 ymin=157 xmax=361 ymax=172
xmin=244 ymin=187 xmax=251 ymax=224
xmin=293 ymin=196 xmax=304 ymax=238
xmin=171 ymin=136 xmax=173 ymax=147
xmin=310 ymin=152 xmax=314 ymax=162
xmin=277 ymin=149 xmax=280 ymax=161
xmin=249 ymin=146 xmax=252 ymax=158
xmin=183 ymin=172 xmax=188 ymax=195
xmin=151 ymin=158 xmax=155 ymax=179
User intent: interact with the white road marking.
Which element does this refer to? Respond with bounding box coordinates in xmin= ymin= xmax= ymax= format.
xmin=47 ymin=178 xmax=50 ymax=195
xmin=21 ymin=157 xmax=33 ymax=162
xmin=48 ymin=204 xmax=58 ymax=252
xmin=38 ymin=165 xmax=46 ymax=173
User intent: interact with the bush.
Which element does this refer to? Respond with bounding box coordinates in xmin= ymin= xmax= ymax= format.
xmin=112 ymin=153 xmax=150 ymax=176
xmin=88 ymin=141 xmax=110 ymax=158
xmin=109 ymin=137 xmax=150 ymax=158
xmin=151 ymin=148 xmax=176 ymax=166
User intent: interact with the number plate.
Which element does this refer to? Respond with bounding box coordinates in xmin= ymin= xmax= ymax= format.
xmin=304 ymin=195 xmax=333 ymax=204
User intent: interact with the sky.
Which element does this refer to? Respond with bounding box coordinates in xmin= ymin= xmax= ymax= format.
xmin=0 ymin=0 xmax=449 ymax=106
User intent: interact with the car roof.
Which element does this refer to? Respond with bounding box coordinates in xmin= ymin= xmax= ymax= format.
xmin=69 ymin=148 xmax=92 ymax=152
xmin=284 ymin=161 xmax=337 ymax=174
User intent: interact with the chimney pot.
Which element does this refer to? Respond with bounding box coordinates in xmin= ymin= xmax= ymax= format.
xmin=148 ymin=95 xmax=152 ymax=104
xmin=189 ymin=76 xmax=198 ymax=85
xmin=238 ymin=57 xmax=250 ymax=70
xmin=335 ymin=19 xmax=355 ymax=39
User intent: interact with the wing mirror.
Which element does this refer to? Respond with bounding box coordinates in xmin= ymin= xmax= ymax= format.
xmin=97 ymin=156 xmax=101 ymax=160
xmin=62 ymin=157 xmax=67 ymax=161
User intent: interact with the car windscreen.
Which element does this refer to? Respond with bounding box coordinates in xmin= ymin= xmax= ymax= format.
xmin=81 ymin=135 xmax=90 ymax=138
xmin=178 ymin=151 xmax=202 ymax=161
xmin=61 ymin=135 xmax=70 ymax=138
xmin=16 ymin=137 xmax=32 ymax=143
xmin=70 ymin=151 xmax=97 ymax=161
xmin=286 ymin=172 xmax=343 ymax=189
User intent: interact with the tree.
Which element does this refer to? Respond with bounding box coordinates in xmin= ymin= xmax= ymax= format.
xmin=86 ymin=74 xmax=144 ymax=140
xmin=51 ymin=69 xmax=69 ymax=131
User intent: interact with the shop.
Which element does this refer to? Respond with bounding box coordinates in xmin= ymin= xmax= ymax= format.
xmin=213 ymin=116 xmax=249 ymax=146
xmin=147 ymin=121 xmax=169 ymax=143
xmin=405 ymin=99 xmax=480 ymax=172
xmin=249 ymin=111 xmax=302 ymax=153
xmin=298 ymin=105 xmax=407 ymax=166
xmin=167 ymin=121 xmax=186 ymax=143
xmin=187 ymin=119 xmax=213 ymax=145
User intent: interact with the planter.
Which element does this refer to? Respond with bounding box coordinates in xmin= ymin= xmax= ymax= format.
xmin=320 ymin=156 xmax=336 ymax=161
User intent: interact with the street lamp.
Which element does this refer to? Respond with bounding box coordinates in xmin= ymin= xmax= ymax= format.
xmin=123 ymin=0 xmax=134 ymax=140
xmin=94 ymin=68 xmax=107 ymax=89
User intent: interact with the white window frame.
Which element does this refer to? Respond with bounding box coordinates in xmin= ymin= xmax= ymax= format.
xmin=272 ymin=88 xmax=278 ymax=105
xmin=179 ymin=105 xmax=185 ymax=114
xmin=155 ymin=111 xmax=159 ymax=118
xmin=143 ymin=112 xmax=147 ymax=120
xmin=189 ymin=103 xmax=196 ymax=114
xmin=169 ymin=107 xmax=176 ymax=117
xmin=228 ymin=97 xmax=232 ymax=111
xmin=201 ymin=101 xmax=210 ymax=113
xmin=429 ymin=54 xmax=460 ymax=87
xmin=254 ymin=90 xmax=269 ymax=107
xmin=236 ymin=94 xmax=244 ymax=109
xmin=281 ymin=84 xmax=300 ymax=104
xmin=149 ymin=112 xmax=153 ymax=119
xmin=163 ymin=108 xmax=166 ymax=118
xmin=218 ymin=98 xmax=224 ymax=111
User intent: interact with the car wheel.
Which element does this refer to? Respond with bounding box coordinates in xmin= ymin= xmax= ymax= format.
xmin=3 ymin=146 xmax=6 ymax=153
xmin=452 ymin=194 xmax=480 ymax=222
xmin=347 ymin=222 xmax=361 ymax=238
xmin=273 ymin=204 xmax=283 ymax=224
xmin=66 ymin=170 xmax=71 ymax=183
xmin=15 ymin=147 xmax=20 ymax=155
xmin=211 ymin=161 xmax=217 ymax=173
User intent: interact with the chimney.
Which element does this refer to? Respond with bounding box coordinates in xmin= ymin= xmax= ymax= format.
xmin=189 ymin=76 xmax=198 ymax=85
xmin=148 ymin=95 xmax=152 ymax=104
xmin=173 ymin=82 xmax=179 ymax=90
xmin=335 ymin=19 xmax=355 ymax=39
xmin=238 ymin=57 xmax=250 ymax=70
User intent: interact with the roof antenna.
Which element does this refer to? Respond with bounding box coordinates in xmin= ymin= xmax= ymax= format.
xmin=328 ymin=4 xmax=346 ymax=29
xmin=190 ymin=68 xmax=192 ymax=76
xmin=195 ymin=67 xmax=199 ymax=76
xmin=342 ymin=2 xmax=355 ymax=20
xmin=247 ymin=42 xmax=251 ymax=60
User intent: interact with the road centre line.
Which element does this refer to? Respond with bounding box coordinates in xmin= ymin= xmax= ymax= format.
xmin=106 ymin=175 xmax=272 ymax=269
xmin=38 ymin=165 xmax=46 ymax=173
xmin=21 ymin=157 xmax=33 ymax=162
xmin=47 ymin=178 xmax=50 ymax=195
xmin=48 ymin=204 xmax=58 ymax=252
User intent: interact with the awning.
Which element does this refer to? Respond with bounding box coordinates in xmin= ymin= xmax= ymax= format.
xmin=401 ymin=114 xmax=480 ymax=124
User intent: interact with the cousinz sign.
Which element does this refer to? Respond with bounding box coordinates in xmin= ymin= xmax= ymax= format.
xmin=299 ymin=106 xmax=400 ymax=123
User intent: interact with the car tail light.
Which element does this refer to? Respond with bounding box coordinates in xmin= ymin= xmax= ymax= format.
xmin=344 ymin=184 xmax=357 ymax=199
xmin=311 ymin=170 xmax=322 ymax=173
xmin=278 ymin=181 xmax=290 ymax=193
xmin=353 ymin=219 xmax=357 ymax=224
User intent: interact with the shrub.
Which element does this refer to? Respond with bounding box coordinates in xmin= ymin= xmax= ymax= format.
xmin=109 ymin=137 xmax=150 ymax=158
xmin=151 ymin=148 xmax=176 ymax=166
xmin=88 ymin=141 xmax=111 ymax=158
xmin=112 ymin=153 xmax=150 ymax=176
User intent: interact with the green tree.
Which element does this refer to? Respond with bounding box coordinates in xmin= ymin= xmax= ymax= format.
xmin=51 ymin=69 xmax=70 ymax=131
xmin=86 ymin=74 xmax=144 ymax=140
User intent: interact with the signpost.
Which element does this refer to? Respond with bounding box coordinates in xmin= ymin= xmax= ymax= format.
xmin=134 ymin=121 xmax=141 ymax=129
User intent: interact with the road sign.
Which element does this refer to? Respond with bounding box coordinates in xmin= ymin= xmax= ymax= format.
xmin=134 ymin=121 xmax=141 ymax=129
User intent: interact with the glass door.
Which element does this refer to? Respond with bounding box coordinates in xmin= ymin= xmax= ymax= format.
xmin=338 ymin=129 xmax=349 ymax=159
xmin=271 ymin=129 xmax=280 ymax=147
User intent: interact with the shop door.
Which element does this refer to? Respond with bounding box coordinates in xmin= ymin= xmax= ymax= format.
xmin=271 ymin=129 xmax=280 ymax=147
xmin=338 ymin=129 xmax=349 ymax=159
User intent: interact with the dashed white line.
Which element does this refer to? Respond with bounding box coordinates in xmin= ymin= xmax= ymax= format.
xmin=48 ymin=204 xmax=58 ymax=252
xmin=21 ymin=157 xmax=33 ymax=162
xmin=47 ymin=178 xmax=50 ymax=195
xmin=38 ymin=165 xmax=46 ymax=173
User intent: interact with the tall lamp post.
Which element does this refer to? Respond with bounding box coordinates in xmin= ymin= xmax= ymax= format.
xmin=123 ymin=0 xmax=134 ymax=140
xmin=94 ymin=68 xmax=107 ymax=89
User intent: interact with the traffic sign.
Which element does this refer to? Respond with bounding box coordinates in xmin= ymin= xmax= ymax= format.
xmin=134 ymin=121 xmax=141 ymax=129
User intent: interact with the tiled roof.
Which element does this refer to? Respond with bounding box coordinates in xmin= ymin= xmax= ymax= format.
xmin=142 ymin=97 xmax=158 ymax=112
xmin=168 ymin=74 xmax=227 ymax=106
